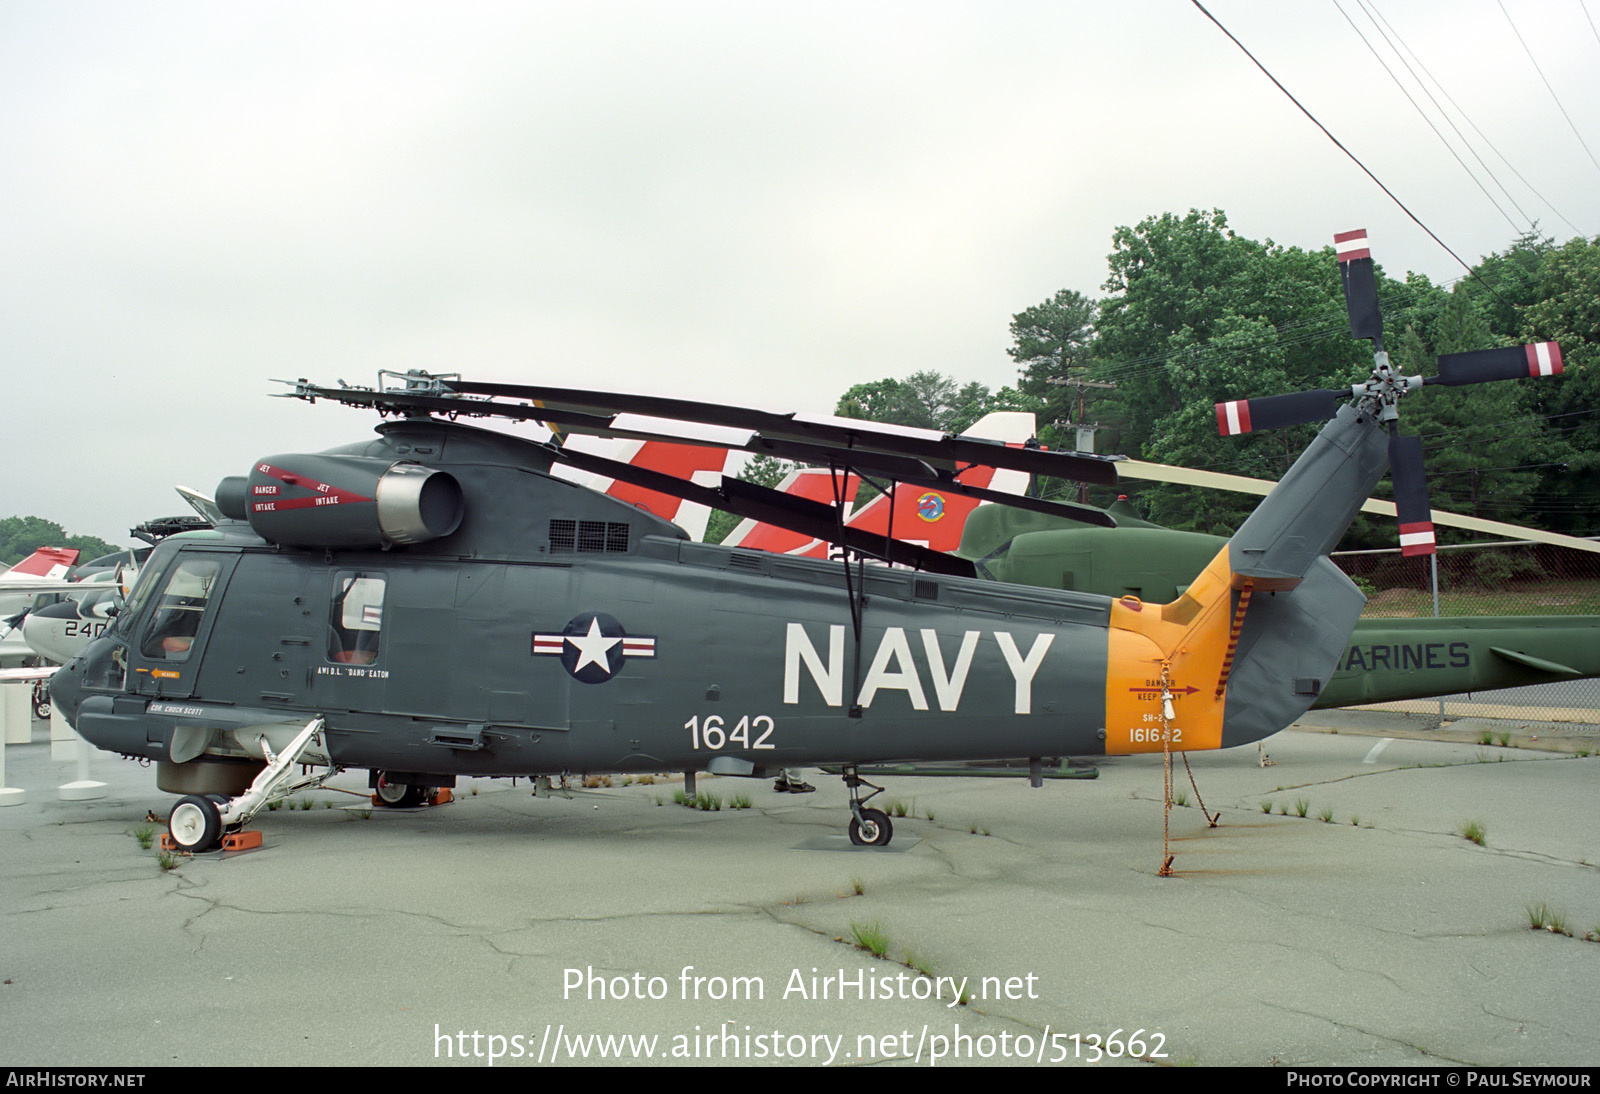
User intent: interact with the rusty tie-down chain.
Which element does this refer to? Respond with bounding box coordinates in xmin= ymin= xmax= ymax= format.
xmin=1159 ymin=663 xmax=1222 ymax=877
xmin=1182 ymin=751 xmax=1220 ymax=827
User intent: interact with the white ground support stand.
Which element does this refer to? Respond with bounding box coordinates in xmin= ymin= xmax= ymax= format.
xmin=2 ymin=681 xmax=31 ymax=744
xmin=52 ymin=701 xmax=106 ymax=801
xmin=0 ymin=682 xmax=30 ymax=805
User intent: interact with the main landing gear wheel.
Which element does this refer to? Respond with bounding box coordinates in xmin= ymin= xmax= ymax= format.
xmin=849 ymin=808 xmax=892 ymax=847
xmin=840 ymin=766 xmax=892 ymax=847
xmin=168 ymin=794 xmax=223 ymax=853
xmin=374 ymin=774 xmax=426 ymax=808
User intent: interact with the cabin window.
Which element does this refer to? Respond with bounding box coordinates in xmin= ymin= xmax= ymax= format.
xmin=138 ymin=558 xmax=222 ymax=661
xmin=328 ymin=572 xmax=386 ymax=665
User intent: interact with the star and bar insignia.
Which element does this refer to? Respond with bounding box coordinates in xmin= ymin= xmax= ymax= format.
xmin=531 ymin=612 xmax=657 ymax=684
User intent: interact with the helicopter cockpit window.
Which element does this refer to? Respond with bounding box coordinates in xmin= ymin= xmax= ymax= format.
xmin=328 ymin=573 xmax=385 ymax=665
xmin=138 ymin=559 xmax=222 ymax=662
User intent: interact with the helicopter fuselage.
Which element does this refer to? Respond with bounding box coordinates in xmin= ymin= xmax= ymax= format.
xmin=51 ymin=419 xmax=1179 ymax=791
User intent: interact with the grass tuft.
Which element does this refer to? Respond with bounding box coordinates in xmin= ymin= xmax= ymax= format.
xmin=1526 ymin=903 xmax=1571 ymax=936
xmin=1460 ymin=820 xmax=1487 ymax=846
xmin=850 ymin=920 xmax=890 ymax=959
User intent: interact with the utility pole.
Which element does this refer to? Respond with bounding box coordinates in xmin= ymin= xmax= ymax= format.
xmin=1047 ymin=375 xmax=1117 ymax=502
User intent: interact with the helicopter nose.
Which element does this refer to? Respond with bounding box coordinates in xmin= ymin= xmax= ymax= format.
xmin=47 ymin=657 xmax=83 ymax=728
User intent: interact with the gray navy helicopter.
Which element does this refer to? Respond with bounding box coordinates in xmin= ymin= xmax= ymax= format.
xmin=49 ymin=230 xmax=1564 ymax=852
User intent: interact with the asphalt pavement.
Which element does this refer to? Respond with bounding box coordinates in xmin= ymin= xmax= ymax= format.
xmin=1 ymin=711 xmax=1596 ymax=1068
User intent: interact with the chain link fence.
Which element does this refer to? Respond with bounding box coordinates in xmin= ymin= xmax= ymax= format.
xmin=1330 ymin=540 xmax=1600 ymax=725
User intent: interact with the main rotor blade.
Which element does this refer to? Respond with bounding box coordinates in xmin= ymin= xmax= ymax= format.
xmin=1216 ymin=389 xmax=1346 ymax=435
xmin=1388 ymin=432 xmax=1435 ymax=557
xmin=288 ymin=378 xmax=1120 ymax=486
xmin=1431 ymin=342 xmax=1564 ymax=386
xmin=445 ymin=380 xmax=1121 ymax=486
xmin=1335 ymin=228 xmax=1382 ymax=346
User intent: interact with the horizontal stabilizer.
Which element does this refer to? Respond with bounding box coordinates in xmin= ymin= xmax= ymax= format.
xmin=1488 ymin=647 xmax=1581 ymax=676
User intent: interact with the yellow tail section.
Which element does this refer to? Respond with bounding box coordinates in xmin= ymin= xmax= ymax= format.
xmin=1103 ymin=545 xmax=1240 ymax=754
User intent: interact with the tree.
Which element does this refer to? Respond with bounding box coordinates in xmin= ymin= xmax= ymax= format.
xmin=1006 ymin=288 xmax=1104 ymax=456
xmin=1087 ymin=209 xmax=1372 ymax=532
xmin=0 ymin=516 xmax=123 ymax=567
xmin=1513 ymin=234 xmax=1600 ymax=534
xmin=1383 ymin=285 xmax=1558 ymax=538
xmin=835 ymin=370 xmax=997 ymax=434
xmin=945 ymin=382 xmax=1042 ymax=436
xmin=835 ymin=378 xmax=922 ymax=428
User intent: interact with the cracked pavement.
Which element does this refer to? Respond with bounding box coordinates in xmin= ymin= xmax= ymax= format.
xmin=0 ymin=713 xmax=1595 ymax=1067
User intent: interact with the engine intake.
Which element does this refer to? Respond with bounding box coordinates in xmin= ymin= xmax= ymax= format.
xmin=216 ymin=455 xmax=464 ymax=549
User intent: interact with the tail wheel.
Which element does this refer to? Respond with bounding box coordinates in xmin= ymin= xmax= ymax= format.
xmin=168 ymin=795 xmax=223 ymax=853
xmin=848 ymin=808 xmax=893 ymax=848
xmin=374 ymin=773 xmax=425 ymax=808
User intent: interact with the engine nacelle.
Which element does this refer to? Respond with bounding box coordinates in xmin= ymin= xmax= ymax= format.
xmin=216 ymin=454 xmax=464 ymax=549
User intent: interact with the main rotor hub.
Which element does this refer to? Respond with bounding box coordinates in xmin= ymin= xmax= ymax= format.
xmin=1350 ymin=352 xmax=1423 ymax=423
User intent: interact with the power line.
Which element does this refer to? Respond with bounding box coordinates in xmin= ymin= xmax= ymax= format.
xmin=1333 ymin=0 xmax=1525 ymax=233
xmin=1188 ymin=0 xmax=1513 ymax=310
xmin=1497 ymin=0 xmax=1600 ymax=178
xmin=1364 ymin=0 xmax=1584 ymax=236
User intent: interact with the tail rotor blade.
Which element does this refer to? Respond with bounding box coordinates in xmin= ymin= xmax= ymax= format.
xmin=1433 ymin=342 xmax=1564 ymax=386
xmin=1216 ymin=389 xmax=1345 ymax=435
xmin=1388 ymin=432 xmax=1435 ymax=557
xmin=1335 ymin=229 xmax=1383 ymax=345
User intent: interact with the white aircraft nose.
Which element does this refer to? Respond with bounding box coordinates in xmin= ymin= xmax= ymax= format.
xmin=22 ymin=600 xmax=88 ymax=665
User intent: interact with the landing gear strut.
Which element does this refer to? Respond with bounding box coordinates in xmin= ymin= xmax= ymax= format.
xmin=165 ymin=716 xmax=340 ymax=852
xmin=842 ymin=767 xmax=892 ymax=847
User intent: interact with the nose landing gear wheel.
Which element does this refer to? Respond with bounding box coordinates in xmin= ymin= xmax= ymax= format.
xmin=168 ymin=794 xmax=223 ymax=853
xmin=848 ymin=808 xmax=893 ymax=847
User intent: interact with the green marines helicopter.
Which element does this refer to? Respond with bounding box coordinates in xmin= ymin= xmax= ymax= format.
xmin=49 ymin=230 xmax=1563 ymax=852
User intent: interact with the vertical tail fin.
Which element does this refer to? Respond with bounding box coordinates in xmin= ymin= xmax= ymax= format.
xmin=1102 ymin=405 xmax=1388 ymax=753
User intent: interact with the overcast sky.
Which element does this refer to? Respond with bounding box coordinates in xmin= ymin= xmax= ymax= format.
xmin=4 ymin=0 xmax=1598 ymax=545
